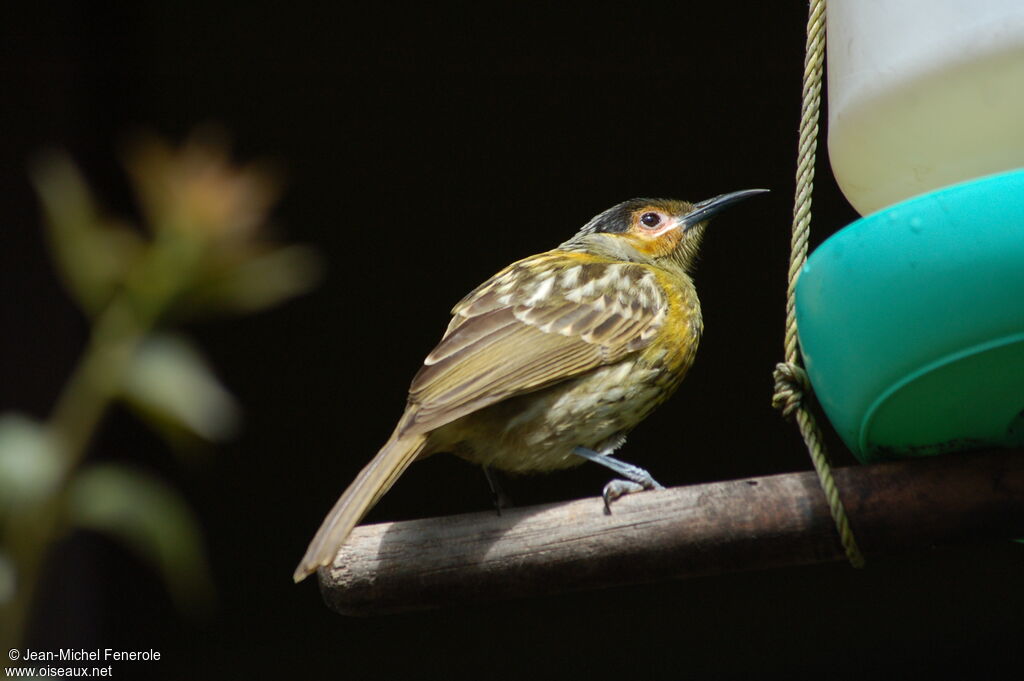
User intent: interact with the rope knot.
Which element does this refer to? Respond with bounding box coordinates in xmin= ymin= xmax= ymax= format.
xmin=772 ymin=361 xmax=810 ymax=418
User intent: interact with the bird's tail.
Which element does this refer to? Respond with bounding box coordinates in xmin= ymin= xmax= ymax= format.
xmin=293 ymin=428 xmax=428 ymax=582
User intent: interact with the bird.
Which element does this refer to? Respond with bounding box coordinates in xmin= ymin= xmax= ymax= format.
xmin=294 ymin=189 xmax=767 ymax=583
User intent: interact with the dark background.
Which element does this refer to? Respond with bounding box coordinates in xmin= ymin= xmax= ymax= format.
xmin=2 ymin=3 xmax=1021 ymax=679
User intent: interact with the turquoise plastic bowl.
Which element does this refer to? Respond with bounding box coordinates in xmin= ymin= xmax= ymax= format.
xmin=795 ymin=168 xmax=1024 ymax=462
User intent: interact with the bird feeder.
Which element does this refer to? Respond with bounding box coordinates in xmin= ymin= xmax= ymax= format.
xmin=795 ymin=0 xmax=1024 ymax=462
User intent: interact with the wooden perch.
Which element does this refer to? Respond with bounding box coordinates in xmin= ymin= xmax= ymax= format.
xmin=317 ymin=449 xmax=1024 ymax=616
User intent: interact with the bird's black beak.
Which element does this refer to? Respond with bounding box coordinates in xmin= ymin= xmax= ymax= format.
xmin=682 ymin=188 xmax=769 ymax=232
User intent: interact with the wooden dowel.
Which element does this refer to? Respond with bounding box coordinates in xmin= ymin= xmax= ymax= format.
xmin=317 ymin=449 xmax=1024 ymax=616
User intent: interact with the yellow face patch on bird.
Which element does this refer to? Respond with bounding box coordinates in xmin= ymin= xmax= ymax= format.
xmin=619 ymin=201 xmax=698 ymax=260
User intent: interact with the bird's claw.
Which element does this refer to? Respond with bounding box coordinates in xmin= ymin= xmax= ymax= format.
xmin=602 ymin=476 xmax=664 ymax=514
xmin=571 ymin=446 xmax=664 ymax=514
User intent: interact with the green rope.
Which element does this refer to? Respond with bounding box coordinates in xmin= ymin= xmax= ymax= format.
xmin=773 ymin=0 xmax=865 ymax=568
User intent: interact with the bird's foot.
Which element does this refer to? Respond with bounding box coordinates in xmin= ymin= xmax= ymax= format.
xmin=572 ymin=446 xmax=664 ymax=514
xmin=602 ymin=479 xmax=664 ymax=514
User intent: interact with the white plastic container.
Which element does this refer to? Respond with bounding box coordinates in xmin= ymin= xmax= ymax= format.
xmin=827 ymin=0 xmax=1024 ymax=216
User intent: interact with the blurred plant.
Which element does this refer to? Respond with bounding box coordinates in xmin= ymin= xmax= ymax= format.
xmin=0 ymin=133 xmax=321 ymax=653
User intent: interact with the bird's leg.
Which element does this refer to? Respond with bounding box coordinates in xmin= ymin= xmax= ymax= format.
xmin=482 ymin=465 xmax=511 ymax=515
xmin=572 ymin=446 xmax=664 ymax=514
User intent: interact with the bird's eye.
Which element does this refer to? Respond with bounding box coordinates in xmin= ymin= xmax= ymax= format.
xmin=640 ymin=212 xmax=662 ymax=228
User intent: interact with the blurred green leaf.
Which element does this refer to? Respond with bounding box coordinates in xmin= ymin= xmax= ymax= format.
xmin=0 ymin=414 xmax=64 ymax=513
xmin=31 ymin=153 xmax=143 ymax=315
xmin=121 ymin=334 xmax=241 ymax=443
xmin=67 ymin=464 xmax=215 ymax=616
xmin=185 ymin=244 xmax=323 ymax=316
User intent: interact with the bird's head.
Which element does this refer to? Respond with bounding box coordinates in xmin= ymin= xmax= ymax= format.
xmin=562 ymin=190 xmax=768 ymax=272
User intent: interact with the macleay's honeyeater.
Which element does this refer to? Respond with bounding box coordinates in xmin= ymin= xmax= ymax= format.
xmin=294 ymin=190 xmax=767 ymax=582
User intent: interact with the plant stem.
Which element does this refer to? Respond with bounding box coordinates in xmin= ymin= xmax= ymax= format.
xmin=2 ymin=293 xmax=154 ymax=657
xmin=50 ymin=296 xmax=148 ymax=462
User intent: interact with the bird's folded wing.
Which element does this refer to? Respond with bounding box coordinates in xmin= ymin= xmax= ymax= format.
xmin=401 ymin=252 xmax=667 ymax=435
